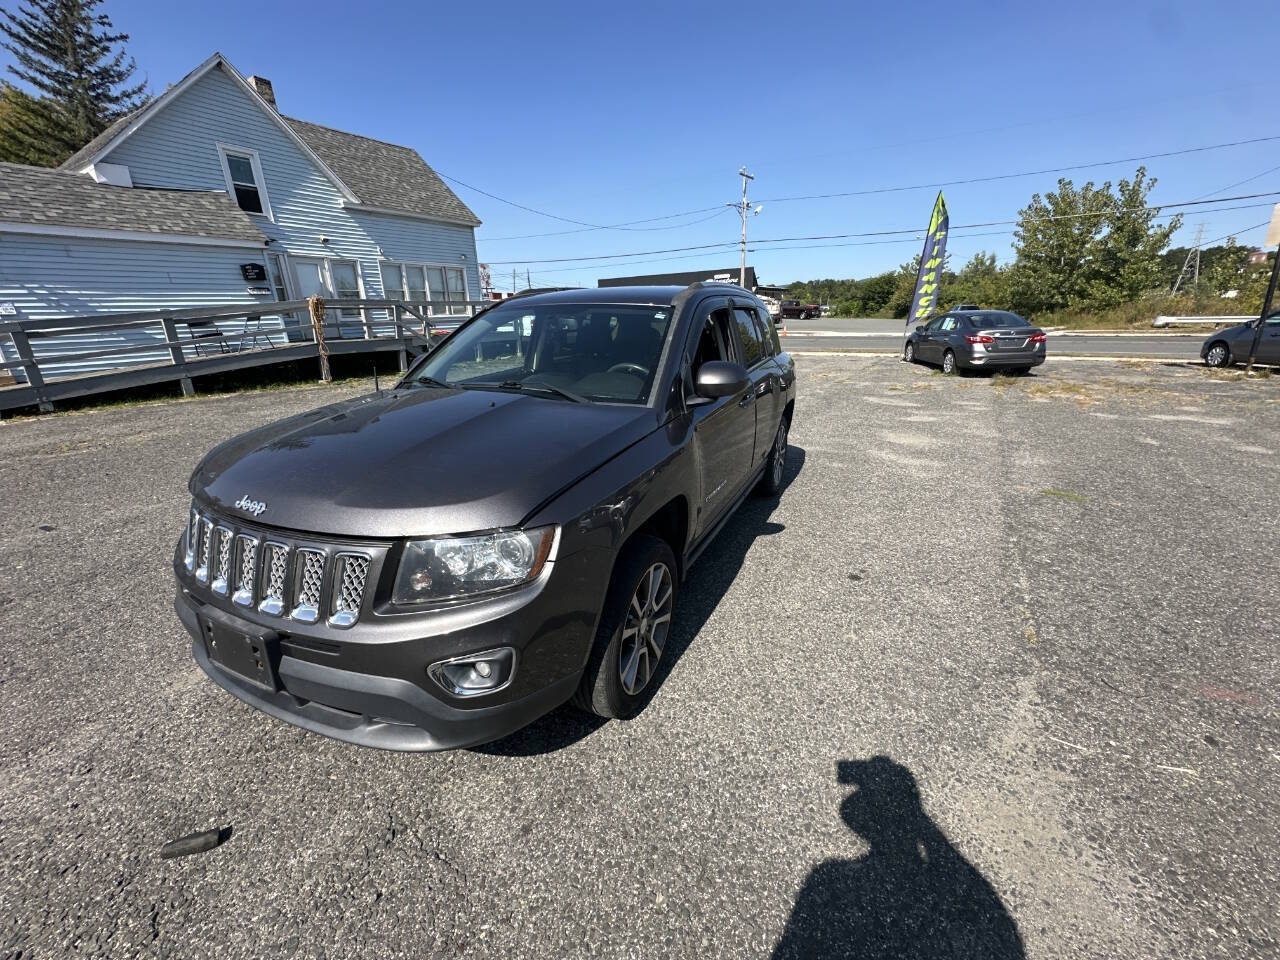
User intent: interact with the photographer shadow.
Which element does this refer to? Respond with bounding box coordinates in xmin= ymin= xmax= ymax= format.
xmin=772 ymin=756 xmax=1025 ymax=960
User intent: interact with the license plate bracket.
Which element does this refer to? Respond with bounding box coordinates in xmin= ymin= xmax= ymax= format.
xmin=204 ymin=619 xmax=279 ymax=690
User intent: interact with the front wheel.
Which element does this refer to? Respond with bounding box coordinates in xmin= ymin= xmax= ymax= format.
xmin=756 ymin=415 xmax=790 ymax=496
xmin=1204 ymin=341 xmax=1231 ymax=368
xmin=903 ymin=341 xmax=916 ymax=364
xmin=573 ymin=535 xmax=678 ymax=719
xmin=942 ymin=350 xmax=958 ymax=375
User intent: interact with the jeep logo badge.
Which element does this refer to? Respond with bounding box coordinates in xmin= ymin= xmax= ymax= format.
xmin=235 ymin=495 xmax=267 ymax=517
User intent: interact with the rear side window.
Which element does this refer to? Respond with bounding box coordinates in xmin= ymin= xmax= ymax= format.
xmin=734 ymin=307 xmax=766 ymax=367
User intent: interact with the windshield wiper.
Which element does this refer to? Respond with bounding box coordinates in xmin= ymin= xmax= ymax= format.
xmin=401 ymin=376 xmax=451 ymax=390
xmin=466 ymin=380 xmax=587 ymax=403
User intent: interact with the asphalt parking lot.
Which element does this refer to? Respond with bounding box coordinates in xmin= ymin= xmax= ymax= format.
xmin=1 ymin=356 xmax=1277 ymax=959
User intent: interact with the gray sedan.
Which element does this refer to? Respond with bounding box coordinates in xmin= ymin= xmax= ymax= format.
xmin=904 ymin=309 xmax=1047 ymax=375
xmin=1202 ymin=313 xmax=1280 ymax=367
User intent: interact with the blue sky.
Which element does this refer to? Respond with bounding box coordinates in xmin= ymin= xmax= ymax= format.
xmin=5 ymin=0 xmax=1278 ymax=289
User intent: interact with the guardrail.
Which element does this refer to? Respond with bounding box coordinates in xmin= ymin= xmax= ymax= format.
xmin=1152 ymin=315 xmax=1251 ymax=328
xmin=0 ymin=297 xmax=483 ymax=413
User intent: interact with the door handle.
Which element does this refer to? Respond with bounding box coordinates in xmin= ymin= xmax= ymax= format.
xmin=738 ymin=391 xmax=756 ymax=408
xmin=757 ymin=379 xmax=774 ymax=396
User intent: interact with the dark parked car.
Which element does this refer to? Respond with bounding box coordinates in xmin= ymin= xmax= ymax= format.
xmin=173 ymin=285 xmax=796 ymax=751
xmin=779 ymin=300 xmax=820 ymax=321
xmin=903 ymin=309 xmax=1047 ymax=375
xmin=1201 ymin=312 xmax=1280 ymax=368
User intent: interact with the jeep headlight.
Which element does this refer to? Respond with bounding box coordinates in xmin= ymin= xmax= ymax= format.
xmin=392 ymin=527 xmax=557 ymax=605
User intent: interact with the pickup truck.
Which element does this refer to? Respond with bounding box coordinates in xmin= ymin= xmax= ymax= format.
xmin=173 ymin=283 xmax=796 ymax=750
xmin=779 ymin=300 xmax=820 ymax=321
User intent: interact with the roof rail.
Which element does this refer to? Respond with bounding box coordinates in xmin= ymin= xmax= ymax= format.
xmin=684 ymin=280 xmax=751 ymax=294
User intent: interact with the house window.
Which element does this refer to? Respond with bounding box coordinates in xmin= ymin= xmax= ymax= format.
xmin=328 ymin=259 xmax=362 ymax=319
xmin=265 ymin=253 xmax=291 ymax=301
xmin=217 ymin=144 xmax=272 ymax=218
xmin=380 ymin=261 xmax=469 ymax=316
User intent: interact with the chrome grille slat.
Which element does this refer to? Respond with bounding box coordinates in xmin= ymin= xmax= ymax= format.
xmin=329 ymin=553 xmax=370 ymax=628
xmin=233 ymin=535 xmax=258 ymax=607
xmin=211 ymin=526 xmax=233 ymax=595
xmin=194 ymin=517 xmax=214 ymax=584
xmin=291 ymin=549 xmax=326 ymax=623
xmin=258 ymin=542 xmax=290 ymax=616
xmin=184 ymin=507 xmax=199 ymax=571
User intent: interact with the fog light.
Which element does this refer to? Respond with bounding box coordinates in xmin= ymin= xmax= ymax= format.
xmin=427 ymin=647 xmax=515 ymax=697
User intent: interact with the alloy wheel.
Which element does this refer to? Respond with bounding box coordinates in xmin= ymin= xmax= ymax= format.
xmin=771 ymin=419 xmax=789 ymax=488
xmin=943 ymin=351 xmax=956 ymax=375
xmin=1206 ymin=343 xmax=1228 ymax=368
xmin=619 ymin=563 xmax=673 ymax=695
xmin=904 ymin=342 xmax=914 ymax=363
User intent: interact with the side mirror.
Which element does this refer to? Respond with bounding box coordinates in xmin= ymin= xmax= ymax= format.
xmin=693 ymin=360 xmax=749 ymax=400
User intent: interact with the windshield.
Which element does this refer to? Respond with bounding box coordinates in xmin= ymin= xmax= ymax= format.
xmin=969 ymin=312 xmax=1030 ymax=329
xmin=409 ymin=302 xmax=672 ymax=404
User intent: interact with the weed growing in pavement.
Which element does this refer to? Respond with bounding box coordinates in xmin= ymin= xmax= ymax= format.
xmin=1040 ymin=488 xmax=1088 ymax=503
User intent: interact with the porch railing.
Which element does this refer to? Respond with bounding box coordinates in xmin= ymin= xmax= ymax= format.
xmin=0 ymin=297 xmax=484 ymax=413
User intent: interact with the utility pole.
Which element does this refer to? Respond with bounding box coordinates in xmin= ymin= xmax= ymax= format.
xmin=513 ymin=268 xmax=518 ymax=294
xmin=526 ymin=268 xmax=531 ymax=291
xmin=1172 ymin=223 xmax=1205 ymax=294
xmin=729 ymin=167 xmax=756 ymax=288
xmin=1245 ymin=247 xmax=1280 ymax=373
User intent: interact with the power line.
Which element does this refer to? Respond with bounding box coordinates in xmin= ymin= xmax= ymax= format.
xmin=481 ymin=192 xmax=1280 ymax=265
xmin=480 ymin=206 xmax=730 ymax=241
xmin=755 ymin=136 xmax=1280 ymax=204
xmin=461 ymin=133 xmax=1279 ymax=245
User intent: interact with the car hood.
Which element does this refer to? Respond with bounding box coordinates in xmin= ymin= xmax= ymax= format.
xmin=191 ymin=387 xmax=658 ymax=538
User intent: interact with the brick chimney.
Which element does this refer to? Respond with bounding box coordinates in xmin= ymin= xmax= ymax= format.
xmin=248 ymin=75 xmax=276 ymax=109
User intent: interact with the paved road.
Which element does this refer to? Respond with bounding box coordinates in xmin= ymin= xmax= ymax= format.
xmin=782 ymin=317 xmax=1209 ymax=360
xmin=1 ymin=359 xmax=1277 ymax=959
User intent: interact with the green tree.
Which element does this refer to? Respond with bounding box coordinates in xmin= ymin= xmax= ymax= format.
xmin=1008 ymin=177 xmax=1113 ymax=314
xmin=0 ymin=80 xmax=62 ymax=164
xmin=1087 ymin=167 xmax=1181 ymax=307
xmin=946 ymin=252 xmax=1011 ymax=309
xmin=0 ymin=0 xmax=146 ymax=166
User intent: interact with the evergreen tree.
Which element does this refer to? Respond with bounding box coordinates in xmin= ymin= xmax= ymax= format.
xmin=0 ymin=0 xmax=146 ymax=166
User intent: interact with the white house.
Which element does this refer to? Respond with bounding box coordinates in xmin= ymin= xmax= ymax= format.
xmin=0 ymin=52 xmax=481 ymax=374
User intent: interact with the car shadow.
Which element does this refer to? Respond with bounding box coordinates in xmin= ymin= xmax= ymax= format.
xmin=474 ymin=445 xmax=806 ymax=757
xmin=771 ymin=756 xmax=1025 ymax=960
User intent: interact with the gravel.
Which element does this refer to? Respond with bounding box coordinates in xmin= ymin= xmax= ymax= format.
xmin=0 ymin=357 xmax=1276 ymax=959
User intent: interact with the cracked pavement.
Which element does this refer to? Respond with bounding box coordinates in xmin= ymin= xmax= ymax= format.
xmin=0 ymin=356 xmax=1276 ymax=958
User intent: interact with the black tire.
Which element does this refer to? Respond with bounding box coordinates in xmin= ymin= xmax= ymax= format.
xmin=756 ymin=413 xmax=790 ymax=496
xmin=942 ymin=349 xmax=958 ymax=375
xmin=1204 ymin=341 xmax=1231 ymax=368
xmin=903 ymin=341 xmax=916 ymax=364
xmin=573 ymin=535 xmax=679 ymax=719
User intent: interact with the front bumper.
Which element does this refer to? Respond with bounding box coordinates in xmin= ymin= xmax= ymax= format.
xmin=174 ymin=539 xmax=612 ymax=751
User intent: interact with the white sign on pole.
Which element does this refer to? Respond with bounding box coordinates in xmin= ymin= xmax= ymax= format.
xmin=1266 ymin=203 xmax=1280 ymax=249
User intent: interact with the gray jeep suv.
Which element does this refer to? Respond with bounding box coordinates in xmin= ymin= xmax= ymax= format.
xmin=173 ymin=284 xmax=796 ymax=750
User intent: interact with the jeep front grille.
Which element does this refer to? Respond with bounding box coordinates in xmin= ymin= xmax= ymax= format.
xmin=183 ymin=504 xmax=372 ymax=628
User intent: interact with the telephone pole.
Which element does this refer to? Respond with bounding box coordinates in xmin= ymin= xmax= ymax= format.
xmin=729 ymin=167 xmax=756 ymax=288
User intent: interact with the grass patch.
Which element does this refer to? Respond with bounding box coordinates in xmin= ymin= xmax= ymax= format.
xmin=1040 ymin=487 xmax=1088 ymax=503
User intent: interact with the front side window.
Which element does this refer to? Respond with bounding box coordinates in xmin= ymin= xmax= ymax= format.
xmin=218 ymin=146 xmax=268 ymax=216
xmin=410 ymin=302 xmax=672 ymax=404
xmin=734 ymin=307 xmax=766 ymax=367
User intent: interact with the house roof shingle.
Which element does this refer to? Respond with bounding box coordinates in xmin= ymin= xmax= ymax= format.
xmin=0 ymin=162 xmax=268 ymax=244
xmin=58 ymin=108 xmax=145 ymax=173
xmin=284 ymin=117 xmax=480 ymax=226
